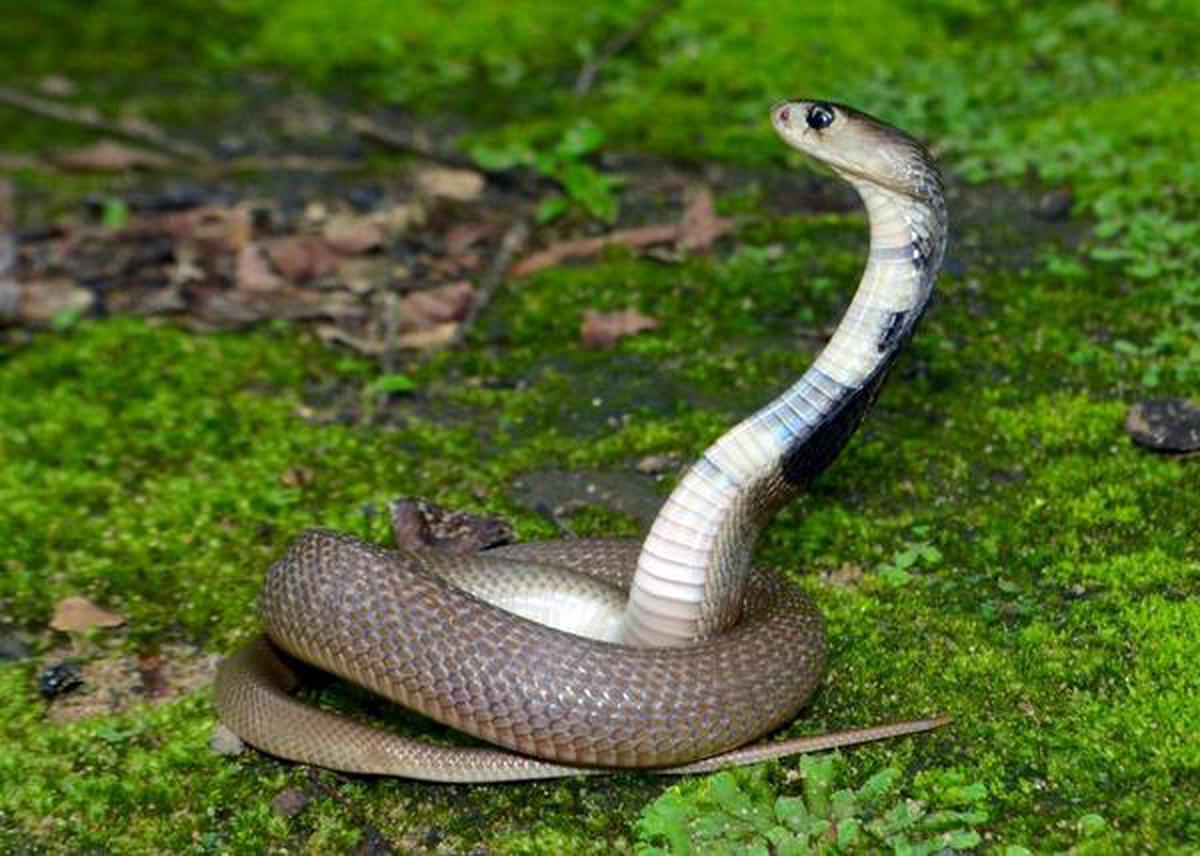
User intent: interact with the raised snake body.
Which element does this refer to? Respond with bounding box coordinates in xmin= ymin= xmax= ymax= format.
xmin=214 ymin=101 xmax=949 ymax=782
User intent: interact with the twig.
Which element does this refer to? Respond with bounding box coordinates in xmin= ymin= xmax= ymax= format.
xmin=0 ymin=84 xmax=210 ymax=162
xmin=445 ymin=218 xmax=531 ymax=349
xmin=347 ymin=112 xmax=478 ymax=171
xmin=573 ymin=0 xmax=678 ymax=98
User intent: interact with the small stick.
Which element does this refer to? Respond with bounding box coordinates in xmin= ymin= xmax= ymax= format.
xmin=445 ymin=218 xmax=531 ymax=349
xmin=0 ymin=84 xmax=209 ymax=162
xmin=574 ymin=0 xmax=678 ymax=98
xmin=347 ymin=112 xmax=478 ymax=171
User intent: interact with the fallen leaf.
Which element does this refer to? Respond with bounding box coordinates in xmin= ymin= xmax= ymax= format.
xmin=389 ymin=498 xmax=514 ymax=553
xmin=13 ymin=278 xmax=94 ymax=326
xmin=50 ymin=140 xmax=173 ymax=172
xmin=512 ymin=223 xmax=679 ymax=277
xmin=322 ymin=212 xmax=385 ymax=254
xmin=334 ymin=256 xmax=387 ymax=294
xmin=136 ymin=652 xmax=173 ymax=699
xmin=50 ymin=596 xmax=125 ymax=632
xmin=580 ymin=308 xmax=659 ymax=348
xmin=415 ymin=166 xmax=485 ymax=202
xmin=234 ymin=244 xmax=283 ymax=291
xmin=314 ymin=323 xmax=381 ymax=355
xmin=379 ymin=200 xmax=425 ymax=235
xmin=445 ymin=221 xmax=498 ymax=254
xmin=190 ymin=286 xmax=360 ymax=330
xmin=163 ymin=204 xmax=253 ymax=259
xmin=678 ymin=185 xmax=733 ymax=251
xmin=394 ymin=281 xmax=475 ymax=333
xmin=263 ymin=235 xmax=340 ymax=283
xmin=396 ymin=321 xmax=460 ymax=350
xmin=104 ymin=282 xmax=187 ymax=316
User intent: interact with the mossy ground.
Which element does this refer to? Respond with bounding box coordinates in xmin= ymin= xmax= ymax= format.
xmin=1 ymin=1 xmax=1198 ymax=853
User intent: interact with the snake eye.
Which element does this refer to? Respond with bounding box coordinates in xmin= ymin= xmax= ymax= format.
xmin=805 ymin=103 xmax=836 ymax=130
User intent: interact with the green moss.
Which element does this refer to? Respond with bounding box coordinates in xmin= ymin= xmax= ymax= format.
xmin=2 ymin=0 xmax=1199 ymax=852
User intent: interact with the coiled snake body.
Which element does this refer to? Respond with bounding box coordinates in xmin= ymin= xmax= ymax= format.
xmin=215 ymin=101 xmax=949 ymax=782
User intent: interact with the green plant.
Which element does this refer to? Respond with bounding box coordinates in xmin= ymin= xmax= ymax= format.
xmin=469 ymin=120 xmax=623 ymax=223
xmin=874 ymin=530 xmax=943 ymax=587
xmin=635 ymin=755 xmax=989 ymax=855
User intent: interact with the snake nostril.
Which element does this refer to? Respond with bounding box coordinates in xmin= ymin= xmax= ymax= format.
xmin=778 ymin=107 xmax=790 ymax=124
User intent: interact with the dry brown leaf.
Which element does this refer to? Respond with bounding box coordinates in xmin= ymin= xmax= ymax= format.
xmin=379 ymin=200 xmax=425 ymax=235
xmin=13 ymin=278 xmax=94 ymax=325
xmin=678 ymin=185 xmax=733 ymax=251
xmin=395 ymin=281 xmax=475 ymax=332
xmin=163 ymin=205 xmax=253 ymax=259
xmin=234 ymin=244 xmax=283 ymax=291
xmin=190 ymin=286 xmax=360 ymax=330
xmin=396 ymin=321 xmax=460 ymax=350
xmin=580 ymin=308 xmax=659 ymax=348
xmin=50 ymin=596 xmax=125 ymax=632
xmin=512 ymin=223 xmax=679 ymax=277
xmin=445 ymin=221 xmax=499 ymax=254
xmin=415 ymin=166 xmax=485 ymax=202
xmin=389 ymin=498 xmax=514 ymax=553
xmin=322 ymin=213 xmax=385 ymax=255
xmin=104 ymin=283 xmax=187 ymax=316
xmin=314 ymin=323 xmax=382 ymax=355
xmin=136 ymin=652 xmax=173 ymax=699
xmin=50 ymin=140 xmax=173 ymax=172
xmin=264 ymin=235 xmax=340 ymax=283
xmin=334 ymin=256 xmax=386 ymax=294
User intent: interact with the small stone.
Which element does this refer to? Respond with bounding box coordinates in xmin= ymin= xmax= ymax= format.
xmin=271 ymin=788 xmax=311 ymax=818
xmin=1037 ymin=188 xmax=1074 ymax=221
xmin=38 ymin=662 xmax=83 ymax=699
xmin=209 ymin=723 xmax=245 ymax=756
xmin=0 ymin=632 xmax=31 ymax=661
xmin=634 ymin=453 xmax=675 ymax=475
xmin=1125 ymin=398 xmax=1200 ymax=453
xmin=415 ymin=166 xmax=484 ymax=202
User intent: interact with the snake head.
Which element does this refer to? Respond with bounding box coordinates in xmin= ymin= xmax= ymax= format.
xmin=771 ymin=100 xmax=942 ymax=204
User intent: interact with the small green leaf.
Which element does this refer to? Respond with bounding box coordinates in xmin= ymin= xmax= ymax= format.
xmin=364 ymin=373 xmax=417 ymax=396
xmin=836 ymin=817 xmax=861 ymax=847
xmin=944 ymin=829 xmax=982 ymax=848
xmin=101 ymin=197 xmax=130 ymax=229
xmin=1077 ymin=813 xmax=1106 ymax=836
xmin=536 ymin=195 xmax=569 ymax=224
xmin=469 ymin=141 xmax=529 ymax=172
xmin=554 ymin=120 xmax=604 ymax=159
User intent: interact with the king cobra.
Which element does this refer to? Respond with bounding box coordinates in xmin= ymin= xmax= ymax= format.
xmin=214 ymin=100 xmax=950 ymax=782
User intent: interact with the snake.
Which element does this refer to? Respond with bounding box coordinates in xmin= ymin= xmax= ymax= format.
xmin=214 ymin=100 xmax=950 ymax=783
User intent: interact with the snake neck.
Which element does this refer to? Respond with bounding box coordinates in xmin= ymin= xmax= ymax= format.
xmin=622 ymin=178 xmax=947 ymax=647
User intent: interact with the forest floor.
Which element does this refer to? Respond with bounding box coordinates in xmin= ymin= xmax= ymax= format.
xmin=0 ymin=2 xmax=1197 ymax=853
